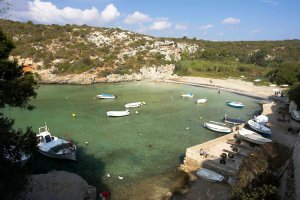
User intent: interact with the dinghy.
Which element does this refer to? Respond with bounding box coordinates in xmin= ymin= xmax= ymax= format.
xmin=125 ymin=102 xmax=143 ymax=108
xmin=196 ymin=168 xmax=224 ymax=182
xmin=196 ymin=98 xmax=207 ymax=104
xmin=237 ymin=128 xmax=272 ymax=145
xmin=226 ymin=101 xmax=244 ymax=108
xmin=223 ymin=115 xmax=246 ymax=125
xmin=107 ymin=110 xmax=130 ymax=117
xmin=181 ymin=93 xmax=193 ymax=98
xmin=97 ymin=93 xmax=116 ymax=99
xmin=247 ymin=119 xmax=271 ymax=137
xmin=36 ymin=125 xmax=77 ymax=161
xmin=204 ymin=121 xmax=232 ymax=133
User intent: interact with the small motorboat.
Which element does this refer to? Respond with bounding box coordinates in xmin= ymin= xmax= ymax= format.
xmin=223 ymin=115 xmax=246 ymax=125
xmin=37 ymin=125 xmax=77 ymax=161
xmin=291 ymin=110 xmax=300 ymax=121
xmin=254 ymin=114 xmax=269 ymax=125
xmin=97 ymin=93 xmax=116 ymax=99
xmin=237 ymin=128 xmax=272 ymax=145
xmin=226 ymin=101 xmax=244 ymax=108
xmin=107 ymin=110 xmax=130 ymax=117
xmin=196 ymin=98 xmax=207 ymax=104
xmin=247 ymin=119 xmax=271 ymax=138
xmin=125 ymin=102 xmax=143 ymax=108
xmin=181 ymin=93 xmax=193 ymax=98
xmin=196 ymin=168 xmax=224 ymax=182
xmin=204 ymin=121 xmax=232 ymax=133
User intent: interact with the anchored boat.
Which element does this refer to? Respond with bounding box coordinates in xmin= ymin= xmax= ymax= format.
xmin=226 ymin=101 xmax=244 ymax=108
xmin=107 ymin=110 xmax=130 ymax=117
xmin=247 ymin=119 xmax=272 ymax=137
xmin=97 ymin=93 xmax=116 ymax=99
xmin=36 ymin=125 xmax=77 ymax=161
xmin=204 ymin=121 xmax=232 ymax=133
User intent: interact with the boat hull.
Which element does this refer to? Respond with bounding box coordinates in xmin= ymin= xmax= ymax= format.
xmin=196 ymin=168 xmax=224 ymax=182
xmin=125 ymin=102 xmax=142 ymax=108
xmin=237 ymin=128 xmax=272 ymax=145
xmin=97 ymin=94 xmax=115 ymax=99
xmin=107 ymin=111 xmax=130 ymax=117
xmin=226 ymin=102 xmax=244 ymax=108
xmin=247 ymin=120 xmax=272 ymax=137
xmin=196 ymin=98 xmax=207 ymax=104
xmin=204 ymin=123 xmax=232 ymax=133
xmin=291 ymin=110 xmax=300 ymax=121
xmin=38 ymin=149 xmax=77 ymax=161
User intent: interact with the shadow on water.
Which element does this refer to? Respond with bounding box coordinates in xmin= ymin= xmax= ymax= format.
xmin=27 ymin=145 xmax=109 ymax=192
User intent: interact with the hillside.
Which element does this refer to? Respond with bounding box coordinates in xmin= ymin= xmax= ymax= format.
xmin=0 ymin=19 xmax=299 ymax=84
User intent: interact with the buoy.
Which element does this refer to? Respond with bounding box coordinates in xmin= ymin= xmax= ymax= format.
xmin=72 ymin=113 xmax=76 ymax=117
xmin=135 ymin=111 xmax=139 ymax=114
xmin=118 ymin=176 xmax=123 ymax=180
xmin=66 ymin=97 xmax=69 ymax=99
xmin=199 ymin=117 xmax=202 ymax=120
xmin=185 ymin=127 xmax=189 ymax=130
xmin=106 ymin=173 xmax=110 ymax=178
xmin=85 ymin=141 xmax=89 ymax=145
xmin=142 ymin=101 xmax=146 ymax=105
xmin=139 ymin=133 xmax=142 ymax=136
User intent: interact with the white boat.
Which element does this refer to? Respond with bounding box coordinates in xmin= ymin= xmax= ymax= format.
xmin=181 ymin=93 xmax=193 ymax=98
xmin=36 ymin=125 xmax=77 ymax=161
xmin=291 ymin=110 xmax=300 ymax=121
xmin=254 ymin=79 xmax=261 ymax=82
xmin=196 ymin=168 xmax=224 ymax=182
xmin=96 ymin=93 xmax=115 ymax=99
xmin=196 ymin=98 xmax=207 ymax=104
xmin=254 ymin=114 xmax=269 ymax=125
xmin=247 ymin=119 xmax=271 ymax=137
xmin=226 ymin=101 xmax=244 ymax=108
xmin=237 ymin=128 xmax=272 ymax=145
xmin=107 ymin=110 xmax=130 ymax=117
xmin=125 ymin=102 xmax=143 ymax=108
xmin=204 ymin=121 xmax=232 ymax=133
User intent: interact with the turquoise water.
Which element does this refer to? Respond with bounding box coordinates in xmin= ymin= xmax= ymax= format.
xmin=5 ymin=81 xmax=261 ymax=199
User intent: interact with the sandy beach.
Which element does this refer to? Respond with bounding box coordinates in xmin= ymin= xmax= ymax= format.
xmin=167 ymin=76 xmax=300 ymax=200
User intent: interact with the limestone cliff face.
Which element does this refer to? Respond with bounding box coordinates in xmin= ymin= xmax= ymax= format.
xmin=37 ymin=64 xmax=177 ymax=84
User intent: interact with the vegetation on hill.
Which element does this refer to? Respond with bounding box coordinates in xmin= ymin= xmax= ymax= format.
xmin=231 ymin=142 xmax=292 ymax=200
xmin=0 ymin=19 xmax=299 ymax=86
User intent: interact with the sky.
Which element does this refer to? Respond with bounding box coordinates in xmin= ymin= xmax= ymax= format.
xmin=2 ymin=0 xmax=300 ymax=41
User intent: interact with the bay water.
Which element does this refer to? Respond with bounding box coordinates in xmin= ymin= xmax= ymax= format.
xmin=5 ymin=81 xmax=261 ymax=199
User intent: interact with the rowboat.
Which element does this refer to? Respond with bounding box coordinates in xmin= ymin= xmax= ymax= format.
xmin=204 ymin=121 xmax=232 ymax=133
xmin=96 ymin=93 xmax=115 ymax=99
xmin=181 ymin=93 xmax=193 ymax=98
xmin=196 ymin=98 xmax=207 ymax=104
xmin=237 ymin=128 xmax=272 ymax=145
xmin=247 ymin=119 xmax=272 ymax=137
xmin=125 ymin=102 xmax=143 ymax=108
xmin=36 ymin=125 xmax=77 ymax=161
xmin=107 ymin=110 xmax=130 ymax=117
xmin=223 ymin=115 xmax=246 ymax=125
xmin=226 ymin=101 xmax=244 ymax=108
xmin=196 ymin=168 xmax=224 ymax=182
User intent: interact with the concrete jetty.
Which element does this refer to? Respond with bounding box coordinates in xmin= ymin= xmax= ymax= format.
xmin=179 ymin=125 xmax=256 ymax=177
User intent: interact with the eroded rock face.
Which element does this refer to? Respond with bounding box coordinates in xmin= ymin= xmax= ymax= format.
xmin=25 ymin=171 xmax=96 ymax=200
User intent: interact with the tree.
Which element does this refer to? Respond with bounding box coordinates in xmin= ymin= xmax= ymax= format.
xmin=288 ymin=82 xmax=300 ymax=106
xmin=0 ymin=28 xmax=38 ymax=199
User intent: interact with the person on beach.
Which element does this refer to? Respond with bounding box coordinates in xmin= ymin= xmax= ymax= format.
xmin=99 ymin=191 xmax=110 ymax=200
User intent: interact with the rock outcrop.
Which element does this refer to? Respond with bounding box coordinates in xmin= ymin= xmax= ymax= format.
xmin=25 ymin=171 xmax=96 ymax=200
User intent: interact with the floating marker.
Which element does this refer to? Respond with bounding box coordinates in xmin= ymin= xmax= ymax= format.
xmin=72 ymin=113 xmax=76 ymax=117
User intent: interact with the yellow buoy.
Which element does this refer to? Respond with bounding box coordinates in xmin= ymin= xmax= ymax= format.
xmin=72 ymin=113 xmax=76 ymax=117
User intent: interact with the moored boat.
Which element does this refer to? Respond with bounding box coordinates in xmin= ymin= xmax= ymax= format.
xmin=204 ymin=121 xmax=232 ymax=133
xmin=254 ymin=114 xmax=269 ymax=125
xmin=107 ymin=110 xmax=130 ymax=117
xmin=223 ymin=115 xmax=246 ymax=125
xmin=247 ymin=119 xmax=272 ymax=137
xmin=97 ymin=93 xmax=116 ymax=99
xmin=196 ymin=98 xmax=207 ymax=104
xmin=36 ymin=125 xmax=77 ymax=161
xmin=125 ymin=102 xmax=143 ymax=108
xmin=226 ymin=101 xmax=244 ymax=108
xmin=196 ymin=168 xmax=224 ymax=182
xmin=181 ymin=93 xmax=193 ymax=98
xmin=237 ymin=128 xmax=272 ymax=145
